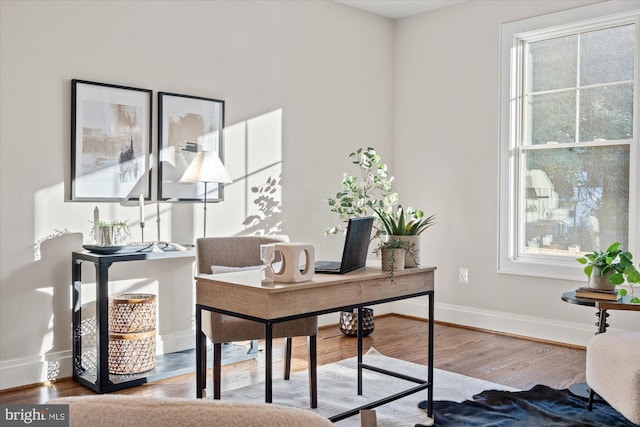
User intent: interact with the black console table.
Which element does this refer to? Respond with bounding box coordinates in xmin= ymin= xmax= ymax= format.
xmin=71 ymin=247 xmax=196 ymax=393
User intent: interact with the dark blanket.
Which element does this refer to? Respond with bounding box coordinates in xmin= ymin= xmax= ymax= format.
xmin=429 ymin=384 xmax=637 ymax=426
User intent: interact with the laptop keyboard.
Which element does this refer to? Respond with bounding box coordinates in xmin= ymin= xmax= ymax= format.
xmin=315 ymin=261 xmax=341 ymax=271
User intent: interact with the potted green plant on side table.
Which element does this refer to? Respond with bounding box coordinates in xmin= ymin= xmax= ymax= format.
xmin=576 ymin=242 xmax=640 ymax=302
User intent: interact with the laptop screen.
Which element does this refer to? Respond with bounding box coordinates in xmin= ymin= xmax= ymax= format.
xmin=339 ymin=216 xmax=374 ymax=273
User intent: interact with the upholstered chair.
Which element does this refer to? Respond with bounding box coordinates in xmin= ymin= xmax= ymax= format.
xmin=196 ymin=236 xmax=318 ymax=408
xmin=586 ymin=301 xmax=640 ymax=425
xmin=49 ymin=395 xmax=332 ymax=426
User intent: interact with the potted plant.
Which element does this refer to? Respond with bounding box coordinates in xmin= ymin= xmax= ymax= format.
xmin=91 ymin=219 xmax=131 ymax=246
xmin=619 ymin=262 xmax=640 ymax=303
xmin=326 ymin=147 xmax=398 ymax=241
xmin=576 ymin=242 xmax=638 ymax=291
xmin=374 ymin=205 xmax=436 ymax=267
xmin=374 ymin=237 xmax=418 ymax=276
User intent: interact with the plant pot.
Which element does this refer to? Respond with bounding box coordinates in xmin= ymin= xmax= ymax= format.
xmin=381 ymin=247 xmax=405 ymax=271
xmin=389 ymin=235 xmax=420 ymax=267
xmin=339 ymin=308 xmax=375 ymax=337
xmin=589 ymin=267 xmax=616 ymax=291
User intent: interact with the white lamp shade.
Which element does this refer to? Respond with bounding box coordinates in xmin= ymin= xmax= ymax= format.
xmin=180 ymin=151 xmax=232 ymax=184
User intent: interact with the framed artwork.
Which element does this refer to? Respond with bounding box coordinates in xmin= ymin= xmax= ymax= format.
xmin=158 ymin=92 xmax=225 ymax=201
xmin=71 ymin=79 xmax=152 ymax=201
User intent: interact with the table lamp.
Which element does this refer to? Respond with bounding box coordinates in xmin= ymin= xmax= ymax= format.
xmin=180 ymin=151 xmax=232 ymax=237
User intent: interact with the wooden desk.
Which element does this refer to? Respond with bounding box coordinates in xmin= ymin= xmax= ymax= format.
xmin=195 ymin=264 xmax=436 ymax=422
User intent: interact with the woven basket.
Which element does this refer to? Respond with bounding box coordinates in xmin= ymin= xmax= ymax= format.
xmin=109 ymin=293 xmax=156 ymax=333
xmin=108 ymin=330 xmax=156 ymax=374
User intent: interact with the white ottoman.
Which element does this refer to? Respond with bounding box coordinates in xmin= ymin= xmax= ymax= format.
xmin=586 ymin=330 xmax=640 ymax=425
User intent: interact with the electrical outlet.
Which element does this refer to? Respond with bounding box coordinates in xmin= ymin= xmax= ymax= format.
xmin=459 ymin=268 xmax=469 ymax=284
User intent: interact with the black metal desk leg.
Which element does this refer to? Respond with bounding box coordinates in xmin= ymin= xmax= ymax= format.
xmin=357 ymin=306 xmax=363 ymax=395
xmin=95 ymin=262 xmax=111 ymax=389
xmin=196 ymin=304 xmax=204 ymax=398
xmin=427 ymin=291 xmax=434 ymax=417
xmin=265 ymin=322 xmax=273 ymax=403
xmin=308 ymin=335 xmax=318 ymax=408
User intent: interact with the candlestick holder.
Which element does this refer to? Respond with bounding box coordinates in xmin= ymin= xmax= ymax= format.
xmin=260 ymin=244 xmax=275 ymax=285
xmin=140 ymin=222 xmax=145 ymax=243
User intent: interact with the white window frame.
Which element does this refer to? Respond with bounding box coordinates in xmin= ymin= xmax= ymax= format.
xmin=498 ymin=1 xmax=640 ymax=281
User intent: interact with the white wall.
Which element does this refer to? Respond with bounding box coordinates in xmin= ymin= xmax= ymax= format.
xmin=392 ymin=0 xmax=640 ymax=343
xmin=0 ymin=0 xmax=394 ymax=389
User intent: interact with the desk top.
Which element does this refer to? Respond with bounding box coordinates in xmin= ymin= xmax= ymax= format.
xmin=196 ymin=264 xmax=436 ymax=320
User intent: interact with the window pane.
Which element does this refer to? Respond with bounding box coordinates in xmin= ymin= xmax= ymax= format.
xmin=523 ymin=145 xmax=629 ymax=255
xmin=529 ymin=35 xmax=577 ymax=92
xmin=580 ymin=25 xmax=635 ymax=86
xmin=580 ymin=84 xmax=633 ymax=142
xmin=529 ymin=91 xmax=576 ymax=144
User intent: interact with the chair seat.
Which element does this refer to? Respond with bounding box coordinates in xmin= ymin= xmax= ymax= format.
xmin=202 ymin=314 xmax=318 ymax=344
xmin=586 ymin=330 xmax=640 ymax=425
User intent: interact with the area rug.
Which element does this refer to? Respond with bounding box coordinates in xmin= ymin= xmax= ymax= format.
xmin=432 ymin=384 xmax=637 ymax=427
xmin=220 ymin=348 xmax=517 ymax=426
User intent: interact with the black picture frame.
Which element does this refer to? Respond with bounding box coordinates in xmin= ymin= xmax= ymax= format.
xmin=157 ymin=92 xmax=226 ymax=202
xmin=71 ymin=79 xmax=152 ymax=201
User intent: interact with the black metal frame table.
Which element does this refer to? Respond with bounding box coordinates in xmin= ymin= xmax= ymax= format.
xmin=71 ymin=247 xmax=195 ymax=393
xmin=195 ymin=265 xmax=436 ymax=422
xmin=561 ymin=291 xmax=634 ymax=334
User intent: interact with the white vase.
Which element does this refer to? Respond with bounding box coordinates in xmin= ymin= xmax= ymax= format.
xmin=389 ymin=235 xmax=420 ymax=267
xmin=381 ymin=248 xmax=406 ymax=271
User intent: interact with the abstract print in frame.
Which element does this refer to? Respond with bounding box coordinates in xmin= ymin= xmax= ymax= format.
xmin=71 ymin=79 xmax=152 ymax=201
xmin=158 ymin=92 xmax=225 ymax=202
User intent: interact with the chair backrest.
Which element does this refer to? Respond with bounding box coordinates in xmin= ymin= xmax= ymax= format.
xmin=196 ymin=235 xmax=289 ymax=274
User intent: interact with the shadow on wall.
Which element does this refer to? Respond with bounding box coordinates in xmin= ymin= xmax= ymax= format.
xmin=1 ymin=232 xmax=83 ymax=387
xmin=224 ymin=108 xmax=283 ymax=237
xmin=242 ymin=174 xmax=282 ymax=235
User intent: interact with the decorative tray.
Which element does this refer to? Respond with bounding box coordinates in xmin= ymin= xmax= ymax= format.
xmin=82 ymin=242 xmax=185 ymax=255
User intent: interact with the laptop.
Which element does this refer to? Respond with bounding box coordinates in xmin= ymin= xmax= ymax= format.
xmin=315 ymin=216 xmax=374 ymax=274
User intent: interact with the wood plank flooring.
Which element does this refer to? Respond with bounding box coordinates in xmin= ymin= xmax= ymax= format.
xmin=0 ymin=315 xmax=586 ymax=404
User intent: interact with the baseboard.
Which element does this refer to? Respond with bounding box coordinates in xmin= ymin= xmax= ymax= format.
xmin=157 ymin=329 xmax=195 ymax=354
xmin=391 ymin=299 xmax=596 ymax=347
xmin=0 ymin=349 xmax=72 ymax=391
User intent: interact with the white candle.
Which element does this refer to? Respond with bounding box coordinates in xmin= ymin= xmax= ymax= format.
xmin=139 ymin=194 xmax=144 ymax=224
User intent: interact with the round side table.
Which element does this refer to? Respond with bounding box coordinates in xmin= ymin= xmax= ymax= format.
xmin=561 ymin=291 xmax=634 ymax=399
xmin=561 ymin=291 xmax=633 ymax=334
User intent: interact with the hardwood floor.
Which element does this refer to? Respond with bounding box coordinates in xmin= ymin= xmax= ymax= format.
xmin=0 ymin=315 xmax=586 ymax=404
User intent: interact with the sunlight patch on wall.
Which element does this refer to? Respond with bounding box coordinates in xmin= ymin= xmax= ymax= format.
xmin=213 ymin=109 xmax=283 ymax=236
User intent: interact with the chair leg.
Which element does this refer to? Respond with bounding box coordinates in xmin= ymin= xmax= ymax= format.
xmin=200 ymin=341 xmax=208 ymax=391
xmin=588 ymin=387 xmax=595 ymax=411
xmin=309 ymin=335 xmax=317 ymax=409
xmin=213 ymin=342 xmax=222 ymax=400
xmin=283 ymin=337 xmax=293 ymax=380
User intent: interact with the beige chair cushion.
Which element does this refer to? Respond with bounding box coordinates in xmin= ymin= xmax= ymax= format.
xmin=586 ymin=330 xmax=640 ymax=425
xmin=196 ymin=235 xmax=318 ymax=343
xmin=49 ymin=395 xmax=332 ymax=427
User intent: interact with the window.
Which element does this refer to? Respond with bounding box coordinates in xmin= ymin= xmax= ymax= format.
xmin=499 ymin=3 xmax=639 ymax=280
